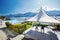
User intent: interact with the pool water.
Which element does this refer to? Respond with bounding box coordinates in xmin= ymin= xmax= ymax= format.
xmin=7 ymin=20 xmax=23 ymax=23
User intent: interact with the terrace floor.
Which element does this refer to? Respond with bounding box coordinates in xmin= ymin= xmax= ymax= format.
xmin=0 ymin=25 xmax=60 ymax=40
xmin=22 ymin=26 xmax=60 ymax=40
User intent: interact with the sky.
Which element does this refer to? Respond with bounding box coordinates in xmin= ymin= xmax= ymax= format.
xmin=0 ymin=0 xmax=60 ymax=15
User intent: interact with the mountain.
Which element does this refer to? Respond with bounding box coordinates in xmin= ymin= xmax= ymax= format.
xmin=24 ymin=12 xmax=36 ymax=17
xmin=47 ymin=11 xmax=60 ymax=16
xmin=5 ymin=12 xmax=36 ymax=18
xmin=5 ymin=11 xmax=60 ymax=18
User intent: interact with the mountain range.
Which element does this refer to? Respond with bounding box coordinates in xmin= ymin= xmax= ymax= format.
xmin=47 ymin=11 xmax=60 ymax=16
xmin=5 ymin=12 xmax=36 ymax=18
xmin=5 ymin=11 xmax=60 ymax=18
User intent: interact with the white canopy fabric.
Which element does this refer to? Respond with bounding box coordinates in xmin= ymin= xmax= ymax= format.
xmin=39 ymin=9 xmax=60 ymax=23
xmin=26 ymin=14 xmax=38 ymax=22
xmin=26 ymin=8 xmax=60 ymax=24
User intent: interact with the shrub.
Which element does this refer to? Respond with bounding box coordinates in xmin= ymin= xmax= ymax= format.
xmin=55 ymin=24 xmax=60 ymax=31
xmin=0 ymin=16 xmax=11 ymax=20
xmin=5 ymin=22 xmax=32 ymax=34
xmin=22 ymin=21 xmax=32 ymax=25
xmin=15 ymin=24 xmax=24 ymax=28
xmin=6 ymin=18 xmax=11 ymax=20
xmin=33 ymin=22 xmax=39 ymax=26
xmin=5 ymin=22 xmax=20 ymax=33
xmin=5 ymin=22 xmax=14 ymax=29
xmin=27 ymin=22 xmax=32 ymax=25
xmin=40 ymin=24 xmax=49 ymax=27
xmin=26 ymin=25 xmax=31 ymax=29
xmin=0 ymin=16 xmax=5 ymax=20
xmin=15 ymin=24 xmax=26 ymax=34
xmin=13 ymin=28 xmax=19 ymax=33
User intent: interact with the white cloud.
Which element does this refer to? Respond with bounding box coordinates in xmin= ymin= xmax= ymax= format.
xmin=46 ymin=8 xmax=60 ymax=11
xmin=42 ymin=5 xmax=60 ymax=11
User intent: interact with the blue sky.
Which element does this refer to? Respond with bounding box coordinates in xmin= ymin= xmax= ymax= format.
xmin=0 ymin=0 xmax=60 ymax=15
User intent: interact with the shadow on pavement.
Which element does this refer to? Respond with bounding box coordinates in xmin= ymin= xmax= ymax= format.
xmin=22 ymin=30 xmax=58 ymax=40
xmin=48 ymin=31 xmax=58 ymax=40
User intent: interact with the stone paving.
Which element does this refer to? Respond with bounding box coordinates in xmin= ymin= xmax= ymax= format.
xmin=23 ymin=26 xmax=60 ymax=40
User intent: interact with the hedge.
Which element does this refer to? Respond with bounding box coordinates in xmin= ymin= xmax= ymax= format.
xmin=54 ymin=24 xmax=60 ymax=31
xmin=5 ymin=22 xmax=32 ymax=34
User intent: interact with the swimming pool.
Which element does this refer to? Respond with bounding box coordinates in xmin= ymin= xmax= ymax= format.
xmin=7 ymin=20 xmax=23 ymax=23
